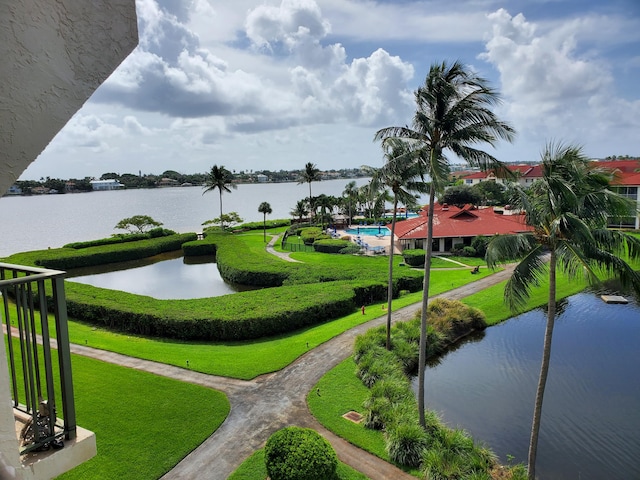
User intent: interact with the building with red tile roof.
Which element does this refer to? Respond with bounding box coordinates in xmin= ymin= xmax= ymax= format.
xmin=393 ymin=203 xmax=533 ymax=252
xmin=595 ymin=159 xmax=640 ymax=229
xmin=460 ymin=164 xmax=543 ymax=188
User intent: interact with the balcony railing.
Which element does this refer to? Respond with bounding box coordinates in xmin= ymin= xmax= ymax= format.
xmin=1 ymin=262 xmax=76 ymax=455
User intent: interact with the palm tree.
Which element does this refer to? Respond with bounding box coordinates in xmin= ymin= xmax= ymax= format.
xmin=290 ymin=199 xmax=308 ymax=223
xmin=258 ymin=201 xmax=273 ymax=242
xmin=203 ymin=165 xmax=237 ymax=228
xmin=298 ymin=162 xmax=320 ymax=222
xmin=486 ymin=142 xmax=640 ymax=480
xmin=343 ymin=180 xmax=358 ymax=225
xmin=365 ymin=138 xmax=429 ymax=350
xmin=375 ymin=60 xmax=515 ymax=428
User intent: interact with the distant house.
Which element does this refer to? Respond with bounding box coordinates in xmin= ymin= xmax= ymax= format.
xmin=157 ymin=177 xmax=179 ymax=187
xmin=256 ymin=174 xmax=268 ymax=183
xmin=90 ymin=179 xmax=124 ymax=190
xmin=6 ymin=185 xmax=22 ymax=195
xmin=393 ymin=203 xmax=533 ymax=253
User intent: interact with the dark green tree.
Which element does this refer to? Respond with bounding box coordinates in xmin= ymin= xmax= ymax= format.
xmin=258 ymin=201 xmax=273 ymax=242
xmin=441 ymin=184 xmax=482 ymax=207
xmin=375 ymin=60 xmax=515 ymax=428
xmin=470 ymin=180 xmax=507 ymax=205
xmin=486 ymin=142 xmax=640 ymax=479
xmin=203 ymin=165 xmax=237 ymax=228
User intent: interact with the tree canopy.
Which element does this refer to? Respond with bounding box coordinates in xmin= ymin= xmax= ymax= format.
xmin=114 ymin=215 xmax=163 ymax=233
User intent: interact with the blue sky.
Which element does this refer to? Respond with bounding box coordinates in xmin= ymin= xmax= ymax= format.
xmin=22 ymin=0 xmax=640 ymax=180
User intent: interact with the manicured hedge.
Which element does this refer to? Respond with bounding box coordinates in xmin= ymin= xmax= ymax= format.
xmin=312 ymin=239 xmax=352 ymax=254
xmin=63 ymin=228 xmax=177 ymax=249
xmin=6 ymin=231 xmax=425 ymax=341
xmin=22 ymin=233 xmax=197 ymax=270
xmin=64 ymin=280 xmax=356 ymax=340
xmin=402 ymin=249 xmax=426 ymax=267
xmin=182 ymin=240 xmax=217 ymax=257
xmin=237 ymin=219 xmax=291 ymax=231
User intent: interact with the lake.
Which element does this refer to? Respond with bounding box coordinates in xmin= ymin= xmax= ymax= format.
xmin=416 ymin=292 xmax=640 ymax=479
xmin=0 ymin=178 xmax=374 ymax=257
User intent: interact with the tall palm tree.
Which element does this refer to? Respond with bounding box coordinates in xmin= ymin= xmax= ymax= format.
xmin=203 ymin=165 xmax=237 ymax=228
xmin=365 ymin=138 xmax=429 ymax=350
xmin=375 ymin=60 xmax=515 ymax=428
xmin=343 ymin=180 xmax=358 ymax=225
xmin=486 ymin=142 xmax=640 ymax=480
xmin=258 ymin=201 xmax=273 ymax=242
xmin=298 ymin=162 xmax=320 ymax=222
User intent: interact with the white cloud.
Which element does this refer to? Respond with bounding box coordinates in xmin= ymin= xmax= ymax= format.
xmin=481 ymin=8 xmax=640 ymax=147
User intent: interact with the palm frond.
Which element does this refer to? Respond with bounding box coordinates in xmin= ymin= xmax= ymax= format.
xmin=503 ymin=245 xmax=548 ymax=311
xmin=486 ymin=233 xmax=538 ymax=267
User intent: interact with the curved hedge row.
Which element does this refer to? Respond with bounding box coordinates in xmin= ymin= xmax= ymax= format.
xmin=33 ymin=233 xmax=197 ymax=270
xmin=64 ymin=280 xmax=356 ymax=340
xmin=6 ymin=231 xmax=424 ymax=341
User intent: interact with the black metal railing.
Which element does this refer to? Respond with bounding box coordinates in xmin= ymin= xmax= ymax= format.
xmin=1 ymin=262 xmax=76 ymax=454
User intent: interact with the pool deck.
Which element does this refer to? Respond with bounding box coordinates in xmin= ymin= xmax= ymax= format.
xmin=335 ymin=227 xmax=401 ymax=255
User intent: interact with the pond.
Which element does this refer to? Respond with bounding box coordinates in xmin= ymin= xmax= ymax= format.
xmin=67 ymin=251 xmax=258 ymax=299
xmin=414 ymin=292 xmax=640 ymax=479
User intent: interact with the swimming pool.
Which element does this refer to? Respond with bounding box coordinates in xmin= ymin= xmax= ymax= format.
xmin=345 ymin=226 xmax=391 ymax=236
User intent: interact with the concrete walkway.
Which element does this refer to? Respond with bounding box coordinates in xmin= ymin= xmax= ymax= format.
xmin=68 ymin=264 xmax=515 ymax=480
xmin=265 ymin=234 xmax=301 ymax=262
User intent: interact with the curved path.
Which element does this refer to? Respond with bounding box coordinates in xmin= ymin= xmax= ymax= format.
xmin=69 ymin=264 xmax=515 ymax=480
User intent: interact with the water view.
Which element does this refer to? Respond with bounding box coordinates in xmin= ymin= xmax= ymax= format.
xmin=67 ymin=251 xmax=257 ymax=299
xmin=416 ymin=292 xmax=640 ymax=480
xmin=0 ymin=178 xmax=376 ymax=257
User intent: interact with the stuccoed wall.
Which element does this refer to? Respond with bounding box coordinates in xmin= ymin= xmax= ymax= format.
xmin=0 ymin=1 xmax=137 ymax=478
xmin=0 ymin=0 xmax=139 ymax=195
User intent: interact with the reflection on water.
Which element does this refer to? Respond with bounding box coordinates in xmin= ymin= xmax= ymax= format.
xmin=415 ymin=292 xmax=640 ymax=480
xmin=67 ymin=251 xmax=258 ymax=299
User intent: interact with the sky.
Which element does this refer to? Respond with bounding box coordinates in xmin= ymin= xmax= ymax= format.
xmin=21 ymin=0 xmax=640 ymax=180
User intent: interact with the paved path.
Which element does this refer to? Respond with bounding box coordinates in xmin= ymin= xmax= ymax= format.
xmin=68 ymin=264 xmax=515 ymax=480
xmin=265 ymin=234 xmax=301 ymax=262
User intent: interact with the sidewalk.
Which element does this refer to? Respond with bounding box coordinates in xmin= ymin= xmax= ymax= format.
xmin=68 ymin=265 xmax=515 ymax=480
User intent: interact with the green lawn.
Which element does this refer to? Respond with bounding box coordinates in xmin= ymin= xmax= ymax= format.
xmin=63 ymin=267 xmax=492 ymax=379
xmin=57 ymin=355 xmax=229 ymax=480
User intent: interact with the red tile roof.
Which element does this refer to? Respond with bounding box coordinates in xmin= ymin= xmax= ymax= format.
xmin=594 ymin=160 xmax=640 ymax=186
xmin=393 ymin=204 xmax=533 ymax=240
xmin=461 ymin=164 xmax=542 ymax=180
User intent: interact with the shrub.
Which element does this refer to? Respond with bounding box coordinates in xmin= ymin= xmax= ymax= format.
xmin=402 ymin=249 xmax=426 ymax=267
xmin=471 ymin=236 xmax=490 ymax=258
xmin=237 ymin=218 xmax=291 ymax=231
xmin=313 ymin=239 xmax=352 ymax=254
xmin=264 ymin=427 xmax=337 ymax=480
xmin=385 ymin=421 xmax=429 ymax=467
xmin=300 ymin=227 xmax=329 ymax=245
xmin=462 ymin=246 xmax=476 ymax=257
xmin=339 ymin=244 xmax=361 ymax=255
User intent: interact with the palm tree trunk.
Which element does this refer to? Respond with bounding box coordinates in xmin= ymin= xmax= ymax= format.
xmin=386 ymin=197 xmax=398 ymax=350
xmin=263 ymin=213 xmax=267 ymax=242
xmin=309 ymin=183 xmax=313 ymax=223
xmin=219 ymin=189 xmax=224 ymax=228
xmin=528 ymin=250 xmax=557 ymax=479
xmin=418 ymin=181 xmax=436 ymax=428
